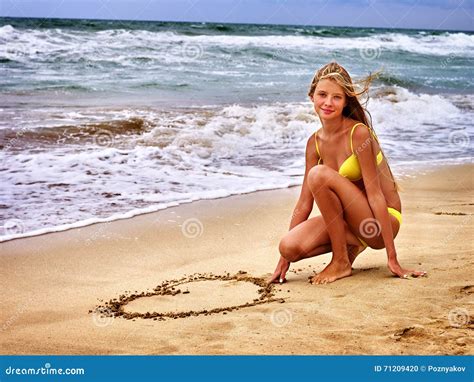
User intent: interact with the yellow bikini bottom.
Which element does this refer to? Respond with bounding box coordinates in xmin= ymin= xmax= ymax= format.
xmin=357 ymin=207 xmax=402 ymax=248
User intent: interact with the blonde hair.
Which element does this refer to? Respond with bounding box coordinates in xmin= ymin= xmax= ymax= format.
xmin=308 ymin=62 xmax=400 ymax=191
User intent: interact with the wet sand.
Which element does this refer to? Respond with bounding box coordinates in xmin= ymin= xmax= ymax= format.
xmin=0 ymin=164 xmax=473 ymax=354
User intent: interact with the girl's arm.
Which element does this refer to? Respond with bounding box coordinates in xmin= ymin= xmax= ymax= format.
xmin=268 ymin=134 xmax=318 ymax=283
xmin=353 ymin=125 xmax=426 ymax=278
xmin=289 ymin=134 xmax=318 ymax=228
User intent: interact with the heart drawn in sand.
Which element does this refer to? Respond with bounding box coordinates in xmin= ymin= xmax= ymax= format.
xmin=91 ymin=271 xmax=284 ymax=321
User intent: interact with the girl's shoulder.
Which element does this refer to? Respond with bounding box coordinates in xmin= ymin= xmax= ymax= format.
xmin=347 ymin=119 xmax=367 ymax=130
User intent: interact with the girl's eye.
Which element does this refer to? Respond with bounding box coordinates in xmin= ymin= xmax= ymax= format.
xmin=334 ymin=96 xmax=341 ymax=99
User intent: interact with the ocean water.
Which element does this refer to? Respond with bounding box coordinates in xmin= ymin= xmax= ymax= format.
xmin=1 ymin=17 xmax=473 ymax=241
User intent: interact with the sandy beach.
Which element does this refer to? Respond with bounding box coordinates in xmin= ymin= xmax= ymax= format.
xmin=1 ymin=164 xmax=472 ymax=355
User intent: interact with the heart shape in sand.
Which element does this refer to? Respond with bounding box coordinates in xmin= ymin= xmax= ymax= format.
xmin=93 ymin=272 xmax=283 ymax=320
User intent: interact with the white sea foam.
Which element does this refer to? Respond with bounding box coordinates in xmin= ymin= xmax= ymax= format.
xmin=1 ymin=156 xmax=470 ymax=243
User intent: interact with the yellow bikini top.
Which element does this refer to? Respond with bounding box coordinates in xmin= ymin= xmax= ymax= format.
xmin=315 ymin=122 xmax=384 ymax=182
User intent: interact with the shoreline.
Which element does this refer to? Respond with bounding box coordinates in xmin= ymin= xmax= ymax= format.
xmin=2 ymin=158 xmax=472 ymax=243
xmin=1 ymin=163 xmax=472 ymax=355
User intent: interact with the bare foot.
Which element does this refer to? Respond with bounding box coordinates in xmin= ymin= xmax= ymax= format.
xmin=310 ymin=259 xmax=352 ymax=285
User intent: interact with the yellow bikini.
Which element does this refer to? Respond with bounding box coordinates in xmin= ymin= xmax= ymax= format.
xmin=314 ymin=122 xmax=402 ymax=247
xmin=315 ymin=122 xmax=384 ymax=181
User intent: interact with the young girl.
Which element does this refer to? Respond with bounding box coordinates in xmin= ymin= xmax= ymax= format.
xmin=269 ymin=62 xmax=426 ymax=285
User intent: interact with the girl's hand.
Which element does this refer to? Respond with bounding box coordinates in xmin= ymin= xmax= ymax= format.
xmin=268 ymin=256 xmax=290 ymax=284
xmin=387 ymin=259 xmax=427 ymax=279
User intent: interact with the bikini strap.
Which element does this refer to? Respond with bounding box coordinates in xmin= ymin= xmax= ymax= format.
xmin=349 ymin=122 xmax=381 ymax=153
xmin=349 ymin=122 xmax=366 ymax=153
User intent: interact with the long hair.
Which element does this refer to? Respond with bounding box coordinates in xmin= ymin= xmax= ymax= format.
xmin=308 ymin=62 xmax=400 ymax=191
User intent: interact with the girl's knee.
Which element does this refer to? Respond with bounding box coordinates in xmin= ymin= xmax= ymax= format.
xmin=308 ymin=165 xmax=332 ymax=190
xmin=278 ymin=237 xmax=302 ymax=262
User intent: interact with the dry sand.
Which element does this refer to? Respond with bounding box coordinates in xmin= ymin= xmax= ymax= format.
xmin=1 ymin=164 xmax=473 ymax=355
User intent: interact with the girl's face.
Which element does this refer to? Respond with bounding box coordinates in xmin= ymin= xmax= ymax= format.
xmin=311 ymin=78 xmax=347 ymax=121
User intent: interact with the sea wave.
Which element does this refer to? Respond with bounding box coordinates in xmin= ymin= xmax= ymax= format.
xmin=1 ymin=89 xmax=472 ymax=240
xmin=1 ymin=24 xmax=473 ymax=63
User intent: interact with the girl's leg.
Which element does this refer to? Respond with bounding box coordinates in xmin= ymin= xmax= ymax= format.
xmin=272 ymin=214 xmax=364 ymax=284
xmin=306 ymin=165 xmax=400 ymax=284
xmin=279 ymin=215 xmax=365 ymax=263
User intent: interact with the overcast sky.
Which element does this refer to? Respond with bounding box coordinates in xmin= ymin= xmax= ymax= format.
xmin=1 ymin=0 xmax=473 ymax=31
